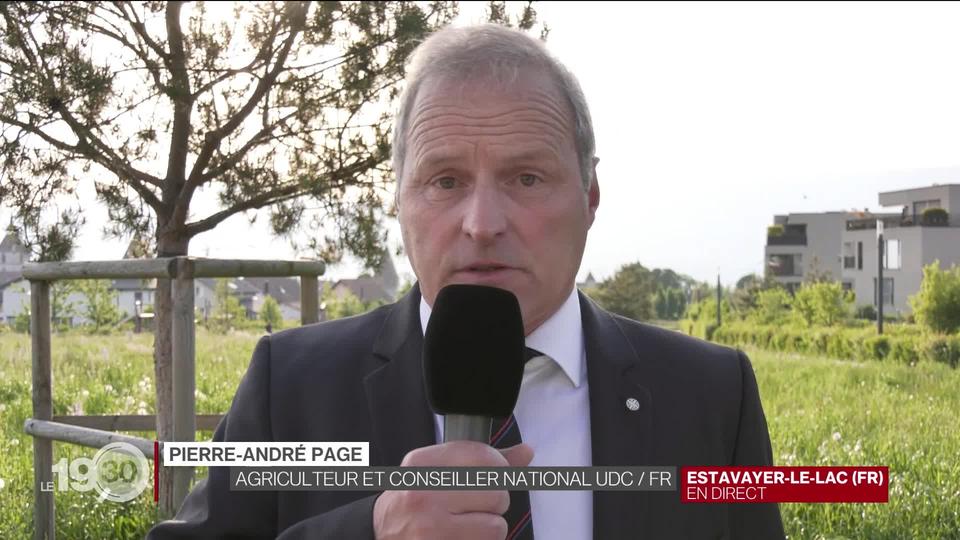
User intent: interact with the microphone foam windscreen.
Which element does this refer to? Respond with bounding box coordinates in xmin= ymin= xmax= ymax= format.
xmin=423 ymin=284 xmax=525 ymax=417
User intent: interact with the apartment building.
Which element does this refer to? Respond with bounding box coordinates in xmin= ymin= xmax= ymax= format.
xmin=765 ymin=184 xmax=960 ymax=314
xmin=764 ymin=212 xmax=856 ymax=293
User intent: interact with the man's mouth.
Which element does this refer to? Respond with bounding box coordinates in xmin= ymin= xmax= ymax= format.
xmin=464 ymin=264 xmax=510 ymax=272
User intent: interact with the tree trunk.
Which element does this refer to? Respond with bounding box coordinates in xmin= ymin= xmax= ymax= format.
xmin=154 ymin=233 xmax=189 ymax=516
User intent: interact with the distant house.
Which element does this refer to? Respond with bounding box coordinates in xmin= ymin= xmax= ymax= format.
xmin=577 ymin=272 xmax=599 ymax=290
xmin=114 ymin=238 xmax=156 ymax=321
xmin=0 ymin=232 xmax=406 ymax=327
xmin=764 ymin=183 xmax=960 ymax=313
xmin=0 ymin=233 xmax=28 ymax=324
xmin=763 ymin=211 xmax=857 ymax=294
xmin=244 ymin=277 xmax=306 ymax=321
xmin=0 ymin=231 xmax=28 ymax=273
xmin=329 ymin=249 xmax=401 ymax=307
xmin=193 ymin=277 xmax=260 ymax=321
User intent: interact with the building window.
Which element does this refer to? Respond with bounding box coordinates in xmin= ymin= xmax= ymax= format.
xmin=873 ymin=277 xmax=894 ymax=306
xmin=842 ymin=242 xmax=857 ymax=269
xmin=768 ymin=254 xmax=802 ymax=277
xmin=842 ymin=281 xmax=854 ymax=291
xmin=857 ymin=242 xmax=863 ymax=270
xmin=884 ymin=239 xmax=901 ymax=270
xmin=913 ymin=199 xmax=941 ymax=217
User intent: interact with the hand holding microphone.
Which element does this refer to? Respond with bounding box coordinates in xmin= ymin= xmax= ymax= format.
xmin=373 ymin=285 xmax=533 ymax=540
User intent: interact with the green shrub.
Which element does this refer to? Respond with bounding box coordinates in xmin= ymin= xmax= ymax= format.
xmin=770 ymin=330 xmax=788 ymax=352
xmin=890 ymin=338 xmax=920 ymax=365
xmin=259 ymin=295 xmax=283 ymax=331
xmin=922 ymin=336 xmax=960 ymax=368
xmin=921 ymin=207 xmax=949 ymax=226
xmin=751 ymin=288 xmax=792 ymax=325
xmin=13 ymin=309 xmax=31 ymax=333
xmin=826 ymin=331 xmax=851 ymax=359
xmin=680 ymin=297 xmax=731 ymax=340
xmin=767 ymin=224 xmax=785 ymax=237
xmin=702 ymin=320 xmax=957 ymax=369
xmin=804 ymin=330 xmax=829 ymax=355
xmin=864 ymin=336 xmax=891 ymax=361
xmin=910 ymin=262 xmax=960 ymax=334
xmin=792 ymin=281 xmax=854 ymax=327
xmin=855 ymin=304 xmax=877 ymax=320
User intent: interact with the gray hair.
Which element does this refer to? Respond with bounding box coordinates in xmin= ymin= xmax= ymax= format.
xmin=392 ymin=24 xmax=597 ymax=191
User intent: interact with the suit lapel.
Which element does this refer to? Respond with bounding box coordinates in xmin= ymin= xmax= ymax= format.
xmin=363 ymin=283 xmax=436 ymax=466
xmin=362 ymin=287 xmax=656 ymax=534
xmin=580 ymin=292 xmax=653 ymax=538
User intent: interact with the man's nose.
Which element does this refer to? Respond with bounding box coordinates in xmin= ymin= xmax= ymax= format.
xmin=461 ymin=180 xmax=508 ymax=243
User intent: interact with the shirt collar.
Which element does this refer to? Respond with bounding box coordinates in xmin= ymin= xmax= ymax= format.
xmin=418 ymin=286 xmax=585 ymax=388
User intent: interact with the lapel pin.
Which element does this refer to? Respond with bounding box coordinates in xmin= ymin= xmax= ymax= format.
xmin=625 ymin=398 xmax=640 ymax=411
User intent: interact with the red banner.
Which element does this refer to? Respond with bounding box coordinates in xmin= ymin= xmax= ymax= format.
xmin=680 ymin=466 xmax=888 ymax=503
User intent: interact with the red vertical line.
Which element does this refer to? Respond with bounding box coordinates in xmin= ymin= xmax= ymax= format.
xmin=154 ymin=440 xmax=160 ymax=504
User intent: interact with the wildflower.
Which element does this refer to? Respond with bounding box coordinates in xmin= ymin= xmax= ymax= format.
xmin=81 ymin=389 xmax=90 ymax=398
xmin=0 ymin=478 xmax=5 ymax=490
xmin=832 ymin=432 xmax=841 ymax=442
xmin=104 ymin=385 xmax=113 ymax=393
xmin=0 ymin=403 xmax=6 ymax=412
xmin=10 ymin=438 xmax=19 ymax=447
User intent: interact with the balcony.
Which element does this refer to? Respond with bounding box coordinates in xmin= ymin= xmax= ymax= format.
xmin=766 ymin=224 xmax=807 ymax=246
xmin=766 ymin=233 xmax=807 ymax=246
xmin=846 ymin=210 xmax=956 ymax=231
xmin=767 ymin=254 xmax=802 ymax=277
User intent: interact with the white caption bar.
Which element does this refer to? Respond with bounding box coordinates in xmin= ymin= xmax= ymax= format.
xmin=162 ymin=442 xmax=369 ymax=467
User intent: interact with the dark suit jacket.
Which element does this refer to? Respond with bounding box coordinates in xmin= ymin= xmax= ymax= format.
xmin=147 ymin=285 xmax=785 ymax=539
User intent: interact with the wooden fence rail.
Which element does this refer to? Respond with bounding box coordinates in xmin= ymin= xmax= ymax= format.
xmin=22 ymin=257 xmax=324 ymax=540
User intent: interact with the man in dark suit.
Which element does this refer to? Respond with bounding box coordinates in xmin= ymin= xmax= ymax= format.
xmin=149 ymin=23 xmax=784 ymax=540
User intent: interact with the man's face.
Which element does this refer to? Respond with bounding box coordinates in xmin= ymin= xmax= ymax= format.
xmin=398 ymin=70 xmax=600 ymax=335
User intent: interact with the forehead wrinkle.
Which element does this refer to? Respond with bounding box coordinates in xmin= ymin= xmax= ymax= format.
xmin=410 ymin=99 xmax=571 ymax=139
xmin=412 ymin=130 xmax=568 ymax=171
xmin=407 ymin=106 xmax=569 ymax=142
xmin=409 ymin=83 xmax=574 ymax=137
xmin=408 ymin=108 xmax=573 ymax=163
xmin=411 ymin=132 xmax=568 ymax=176
xmin=411 ymin=120 xmax=571 ymax=152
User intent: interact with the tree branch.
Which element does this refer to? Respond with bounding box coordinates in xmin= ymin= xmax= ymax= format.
xmin=184 ymin=153 xmax=379 ymax=238
xmin=0 ymin=112 xmax=163 ymax=211
xmin=184 ymin=184 xmax=302 ymax=236
xmin=185 ymin=2 xmax=309 ymax=185
xmin=163 ymin=0 xmax=193 ymax=210
xmin=175 ymin=2 xmax=310 ymax=225
xmin=114 ymin=1 xmax=172 ymax=71
xmin=78 ymin=9 xmax=170 ymax=93
xmin=1 ymin=4 xmax=165 ymax=194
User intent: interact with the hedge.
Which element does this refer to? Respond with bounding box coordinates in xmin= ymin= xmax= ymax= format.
xmin=683 ymin=320 xmax=959 ymax=368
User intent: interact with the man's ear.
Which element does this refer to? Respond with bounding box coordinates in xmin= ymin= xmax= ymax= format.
xmin=587 ymin=157 xmax=600 ymax=226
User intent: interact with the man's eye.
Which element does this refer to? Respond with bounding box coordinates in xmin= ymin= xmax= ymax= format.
xmin=518 ymin=174 xmax=541 ymax=187
xmin=434 ymin=177 xmax=457 ymax=189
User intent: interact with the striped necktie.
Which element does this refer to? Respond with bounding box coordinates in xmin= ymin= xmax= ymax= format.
xmin=489 ymin=347 xmax=543 ymax=540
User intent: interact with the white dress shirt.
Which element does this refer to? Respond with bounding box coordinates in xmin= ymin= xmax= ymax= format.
xmin=420 ymin=287 xmax=594 ymax=539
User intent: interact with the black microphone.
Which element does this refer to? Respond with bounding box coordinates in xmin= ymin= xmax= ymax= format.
xmin=423 ymin=284 xmax=526 ymax=443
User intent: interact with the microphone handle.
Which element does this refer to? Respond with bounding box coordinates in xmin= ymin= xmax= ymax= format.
xmin=443 ymin=415 xmax=492 ymax=443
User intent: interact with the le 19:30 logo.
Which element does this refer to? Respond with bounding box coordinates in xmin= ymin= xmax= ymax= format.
xmin=46 ymin=442 xmax=150 ymax=502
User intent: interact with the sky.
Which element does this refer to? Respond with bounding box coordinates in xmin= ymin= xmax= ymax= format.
xmin=4 ymin=1 xmax=960 ymax=286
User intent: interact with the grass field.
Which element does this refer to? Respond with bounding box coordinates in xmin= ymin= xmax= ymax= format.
xmin=0 ymin=330 xmax=958 ymax=538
